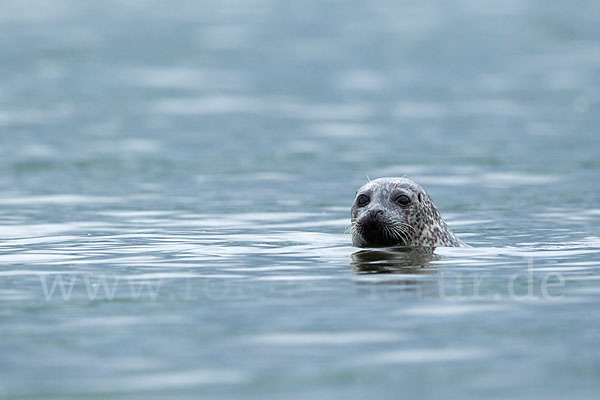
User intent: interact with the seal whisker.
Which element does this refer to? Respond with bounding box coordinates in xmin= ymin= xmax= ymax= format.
xmin=386 ymin=226 xmax=397 ymax=243
xmin=400 ymin=225 xmax=415 ymax=243
xmin=399 ymin=228 xmax=412 ymax=246
xmin=398 ymin=222 xmax=417 ymax=235
xmin=395 ymin=223 xmax=417 ymax=245
xmin=344 ymin=223 xmax=355 ymax=235
xmin=381 ymin=224 xmax=390 ymax=239
xmin=391 ymin=225 xmax=410 ymax=247
xmin=387 ymin=220 xmax=413 ymax=244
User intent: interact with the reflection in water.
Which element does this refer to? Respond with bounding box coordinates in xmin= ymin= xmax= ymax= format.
xmin=350 ymin=247 xmax=442 ymax=274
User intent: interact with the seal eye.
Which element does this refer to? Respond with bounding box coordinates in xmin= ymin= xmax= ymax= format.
xmin=395 ymin=195 xmax=411 ymax=206
xmin=356 ymin=194 xmax=370 ymax=207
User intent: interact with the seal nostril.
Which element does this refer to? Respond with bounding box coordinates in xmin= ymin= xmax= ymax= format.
xmin=368 ymin=209 xmax=384 ymax=221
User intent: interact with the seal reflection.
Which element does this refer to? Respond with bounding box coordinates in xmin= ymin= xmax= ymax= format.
xmin=350 ymin=247 xmax=441 ymax=274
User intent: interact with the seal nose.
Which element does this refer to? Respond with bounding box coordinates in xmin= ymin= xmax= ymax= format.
xmin=368 ymin=208 xmax=384 ymax=222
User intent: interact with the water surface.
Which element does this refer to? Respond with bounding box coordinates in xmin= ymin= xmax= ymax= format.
xmin=1 ymin=0 xmax=600 ymax=398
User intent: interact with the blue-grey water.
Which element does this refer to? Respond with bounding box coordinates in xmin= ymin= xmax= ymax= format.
xmin=1 ymin=0 xmax=600 ymax=398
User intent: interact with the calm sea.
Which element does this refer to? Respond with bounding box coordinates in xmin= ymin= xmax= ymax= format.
xmin=1 ymin=0 xmax=599 ymax=398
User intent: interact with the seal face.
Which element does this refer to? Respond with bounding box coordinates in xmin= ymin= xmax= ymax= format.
xmin=350 ymin=177 xmax=466 ymax=248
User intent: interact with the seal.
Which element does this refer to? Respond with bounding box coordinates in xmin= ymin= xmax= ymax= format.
xmin=350 ymin=177 xmax=466 ymax=248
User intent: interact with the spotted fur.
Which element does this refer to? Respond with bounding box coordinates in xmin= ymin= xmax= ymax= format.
xmin=350 ymin=177 xmax=466 ymax=248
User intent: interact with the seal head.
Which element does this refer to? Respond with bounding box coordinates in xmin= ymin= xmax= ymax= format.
xmin=350 ymin=177 xmax=466 ymax=248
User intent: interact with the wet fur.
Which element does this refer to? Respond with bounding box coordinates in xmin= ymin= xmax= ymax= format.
xmin=350 ymin=177 xmax=466 ymax=248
